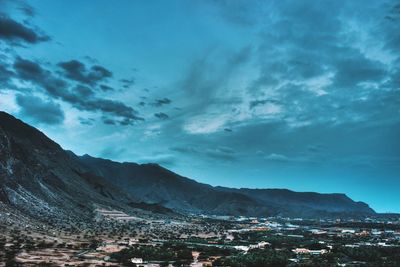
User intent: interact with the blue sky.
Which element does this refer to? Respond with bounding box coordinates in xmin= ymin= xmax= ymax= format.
xmin=0 ymin=0 xmax=399 ymax=212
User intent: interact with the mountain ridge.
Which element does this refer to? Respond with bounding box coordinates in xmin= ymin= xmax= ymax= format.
xmin=78 ymin=151 xmax=375 ymax=217
xmin=0 ymin=111 xmax=376 ymax=222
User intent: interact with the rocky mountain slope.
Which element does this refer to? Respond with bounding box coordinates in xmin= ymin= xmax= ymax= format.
xmin=78 ymin=149 xmax=375 ymax=217
xmin=0 ymin=111 xmax=171 ymax=226
xmin=0 ymin=111 xmax=375 ymax=222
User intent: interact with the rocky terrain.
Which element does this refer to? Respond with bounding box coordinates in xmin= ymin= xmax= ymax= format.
xmin=0 ymin=111 xmax=375 ymax=226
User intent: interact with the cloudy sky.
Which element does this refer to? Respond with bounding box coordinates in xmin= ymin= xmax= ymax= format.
xmin=0 ymin=0 xmax=399 ymax=212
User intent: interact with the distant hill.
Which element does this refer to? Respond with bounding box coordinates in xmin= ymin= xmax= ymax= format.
xmin=79 ymin=154 xmax=375 ymax=217
xmin=78 ymin=154 xmax=273 ymax=216
xmin=0 ymin=111 xmax=376 ymax=224
xmin=216 ymin=187 xmax=375 ymax=217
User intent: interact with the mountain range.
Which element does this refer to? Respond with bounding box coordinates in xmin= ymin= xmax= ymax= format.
xmin=0 ymin=111 xmax=376 ymax=225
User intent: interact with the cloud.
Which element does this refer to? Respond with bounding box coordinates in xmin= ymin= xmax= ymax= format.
xmin=0 ymin=16 xmax=49 ymax=44
xmin=102 ymin=117 xmax=116 ymax=125
xmin=2 ymin=0 xmax=399 ymax=202
xmin=177 ymin=46 xmax=253 ymax=134
xmin=170 ymin=146 xmax=199 ymax=154
xmin=332 ymin=51 xmax=387 ymax=88
xmin=154 ymin=112 xmax=169 ymax=120
xmin=205 ymin=146 xmax=237 ymax=161
xmin=0 ymin=63 xmax=13 ymax=86
xmin=249 ymin=99 xmax=280 ymax=109
xmin=58 ymin=60 xmax=112 ymax=85
xmin=77 ymin=99 xmax=144 ymax=124
xmin=74 ymin=85 xmax=94 ymax=97
xmin=16 ymin=94 xmax=64 ymax=125
xmin=382 ymin=3 xmax=400 ymax=53
xmin=18 ymin=3 xmax=35 ymax=17
xmin=99 ymin=84 xmax=114 ymax=92
xmin=13 ymin=57 xmax=47 ymax=81
xmin=13 ymin=57 xmax=143 ymax=124
xmin=265 ymin=153 xmax=290 ymax=162
xmin=152 ymin=98 xmax=172 ymax=107
xmin=78 ymin=117 xmax=95 ymax=125
xmin=171 ymin=145 xmax=237 ymax=162
xmin=120 ymin=78 xmax=135 ymax=89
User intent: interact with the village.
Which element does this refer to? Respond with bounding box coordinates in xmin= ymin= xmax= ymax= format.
xmin=1 ymin=210 xmax=400 ymax=266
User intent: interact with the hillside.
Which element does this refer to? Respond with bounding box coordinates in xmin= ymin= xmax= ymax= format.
xmin=0 ymin=111 xmax=376 ymax=222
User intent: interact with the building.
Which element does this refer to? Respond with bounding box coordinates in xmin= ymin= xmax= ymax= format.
xmin=292 ymin=248 xmax=328 ymax=255
xmin=131 ymin=258 xmax=143 ymax=264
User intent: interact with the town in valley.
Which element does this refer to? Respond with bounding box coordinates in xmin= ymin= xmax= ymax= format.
xmin=1 ymin=209 xmax=400 ymax=266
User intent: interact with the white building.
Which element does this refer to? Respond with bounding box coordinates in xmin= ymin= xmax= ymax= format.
xmin=131 ymin=258 xmax=144 ymax=264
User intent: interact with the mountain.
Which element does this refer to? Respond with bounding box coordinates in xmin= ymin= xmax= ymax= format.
xmin=0 ymin=111 xmax=375 ymax=223
xmin=78 ymin=154 xmax=274 ymax=216
xmin=216 ymin=187 xmax=375 ymax=217
xmin=0 ymin=111 xmax=172 ymax=227
xmin=78 ymin=153 xmax=375 ymax=218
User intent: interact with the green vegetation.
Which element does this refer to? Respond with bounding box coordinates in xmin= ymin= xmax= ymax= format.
xmin=111 ymin=243 xmax=193 ymax=266
xmin=329 ymin=246 xmax=400 ymax=265
xmin=212 ymin=249 xmax=290 ymax=267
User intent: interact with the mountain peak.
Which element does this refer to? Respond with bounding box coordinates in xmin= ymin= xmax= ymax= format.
xmin=0 ymin=111 xmax=61 ymax=151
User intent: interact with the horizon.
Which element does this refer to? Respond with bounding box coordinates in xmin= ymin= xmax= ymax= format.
xmin=0 ymin=0 xmax=399 ymax=213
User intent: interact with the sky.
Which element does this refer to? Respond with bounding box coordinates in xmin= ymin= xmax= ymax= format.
xmin=0 ymin=0 xmax=399 ymax=213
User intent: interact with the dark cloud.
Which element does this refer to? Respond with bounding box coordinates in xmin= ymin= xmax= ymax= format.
xmin=91 ymin=65 xmax=112 ymax=81
xmin=75 ymin=85 xmax=94 ymax=97
xmin=13 ymin=58 xmax=73 ymax=101
xmin=152 ymin=98 xmax=172 ymax=107
xmin=77 ymin=99 xmax=143 ymax=124
xmin=78 ymin=117 xmax=95 ymax=125
xmin=16 ymin=94 xmax=64 ymax=125
xmin=13 ymin=57 xmax=143 ymax=124
xmin=18 ymin=2 xmax=35 ymax=17
xmin=332 ymin=52 xmax=387 ymax=88
xmin=57 ymin=60 xmax=85 ymax=82
xmin=120 ymin=78 xmax=135 ymax=88
xmin=99 ymin=84 xmax=114 ymax=92
xmin=102 ymin=115 xmax=145 ymax=126
xmin=249 ymin=99 xmax=280 ymax=109
xmin=154 ymin=112 xmax=169 ymax=120
xmin=0 ymin=16 xmax=49 ymax=44
xmin=13 ymin=57 xmax=46 ymax=81
xmin=102 ymin=117 xmax=116 ymax=125
xmin=58 ymin=60 xmax=112 ymax=85
xmin=83 ymin=55 xmax=98 ymax=64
